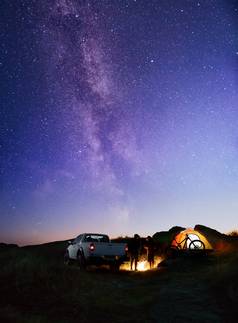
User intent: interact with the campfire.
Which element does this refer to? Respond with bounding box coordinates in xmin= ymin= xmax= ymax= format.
xmin=137 ymin=260 xmax=149 ymax=271
xmin=120 ymin=256 xmax=163 ymax=271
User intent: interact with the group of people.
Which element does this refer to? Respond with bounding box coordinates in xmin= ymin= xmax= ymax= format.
xmin=127 ymin=234 xmax=155 ymax=271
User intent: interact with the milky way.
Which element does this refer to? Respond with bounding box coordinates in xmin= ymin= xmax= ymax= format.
xmin=39 ymin=0 xmax=147 ymax=197
xmin=1 ymin=0 xmax=238 ymax=244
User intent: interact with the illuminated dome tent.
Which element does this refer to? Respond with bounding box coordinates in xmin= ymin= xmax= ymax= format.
xmin=171 ymin=228 xmax=213 ymax=249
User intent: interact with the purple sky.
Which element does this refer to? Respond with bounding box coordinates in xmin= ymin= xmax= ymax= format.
xmin=1 ymin=0 xmax=238 ymax=245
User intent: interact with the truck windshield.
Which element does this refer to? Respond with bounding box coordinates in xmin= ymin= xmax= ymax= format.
xmin=84 ymin=235 xmax=109 ymax=243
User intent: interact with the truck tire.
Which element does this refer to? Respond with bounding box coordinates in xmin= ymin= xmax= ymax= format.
xmin=77 ymin=252 xmax=86 ymax=271
xmin=110 ymin=262 xmax=120 ymax=272
xmin=64 ymin=251 xmax=72 ymax=265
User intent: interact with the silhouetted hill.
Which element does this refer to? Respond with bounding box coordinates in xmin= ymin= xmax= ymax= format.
xmin=1 ymin=224 xmax=238 ymax=255
xmin=0 ymin=243 xmax=19 ymax=252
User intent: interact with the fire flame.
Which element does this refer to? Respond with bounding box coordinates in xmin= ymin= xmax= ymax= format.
xmin=120 ymin=256 xmax=162 ymax=272
xmin=137 ymin=260 xmax=148 ymax=271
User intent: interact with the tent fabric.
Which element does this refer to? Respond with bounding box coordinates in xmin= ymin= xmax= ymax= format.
xmin=171 ymin=228 xmax=213 ymax=249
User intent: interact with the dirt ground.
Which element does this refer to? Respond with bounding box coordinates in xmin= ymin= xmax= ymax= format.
xmin=0 ymin=243 xmax=237 ymax=322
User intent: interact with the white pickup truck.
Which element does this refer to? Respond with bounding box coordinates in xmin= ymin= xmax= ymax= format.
xmin=64 ymin=233 xmax=128 ymax=270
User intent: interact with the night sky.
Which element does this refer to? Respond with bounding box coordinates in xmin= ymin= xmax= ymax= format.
xmin=1 ymin=0 xmax=238 ymax=245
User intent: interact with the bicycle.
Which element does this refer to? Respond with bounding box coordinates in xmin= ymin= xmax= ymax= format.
xmin=172 ymin=234 xmax=205 ymax=250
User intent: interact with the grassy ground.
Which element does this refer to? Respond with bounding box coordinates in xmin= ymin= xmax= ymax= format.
xmin=0 ymin=242 xmax=237 ymax=323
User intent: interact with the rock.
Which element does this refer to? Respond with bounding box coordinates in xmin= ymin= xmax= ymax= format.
xmin=195 ymin=224 xmax=238 ymax=251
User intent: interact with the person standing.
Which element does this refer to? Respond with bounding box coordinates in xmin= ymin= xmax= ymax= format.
xmin=128 ymin=234 xmax=141 ymax=271
xmin=145 ymin=236 xmax=155 ymax=269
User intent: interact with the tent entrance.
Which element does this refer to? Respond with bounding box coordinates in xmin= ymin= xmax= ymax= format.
xmin=171 ymin=228 xmax=213 ymax=250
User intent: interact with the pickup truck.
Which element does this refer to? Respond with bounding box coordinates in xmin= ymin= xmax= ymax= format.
xmin=64 ymin=233 xmax=128 ymax=270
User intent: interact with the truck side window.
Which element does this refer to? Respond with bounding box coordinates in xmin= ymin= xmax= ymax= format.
xmin=74 ymin=235 xmax=82 ymax=243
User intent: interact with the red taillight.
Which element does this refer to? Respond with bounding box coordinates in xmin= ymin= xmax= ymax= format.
xmin=89 ymin=243 xmax=95 ymax=252
xmin=125 ymin=245 xmax=128 ymax=252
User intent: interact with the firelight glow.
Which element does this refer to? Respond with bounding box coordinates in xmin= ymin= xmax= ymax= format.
xmin=137 ymin=261 xmax=149 ymax=272
xmin=120 ymin=257 xmax=163 ymax=272
xmin=1 ymin=1 xmax=238 ymax=245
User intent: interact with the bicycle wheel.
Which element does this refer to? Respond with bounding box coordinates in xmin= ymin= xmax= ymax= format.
xmin=189 ymin=240 xmax=205 ymax=250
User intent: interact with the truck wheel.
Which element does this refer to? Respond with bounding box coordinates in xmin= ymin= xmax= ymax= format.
xmin=110 ymin=263 xmax=120 ymax=272
xmin=64 ymin=251 xmax=72 ymax=265
xmin=77 ymin=252 xmax=86 ymax=271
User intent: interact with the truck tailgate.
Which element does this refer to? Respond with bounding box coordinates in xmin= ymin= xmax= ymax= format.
xmin=93 ymin=243 xmax=126 ymax=256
